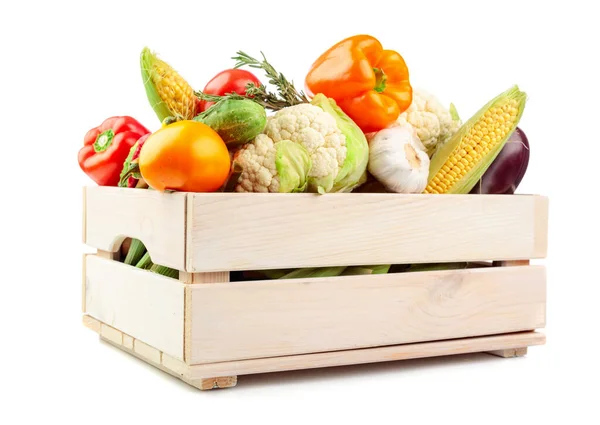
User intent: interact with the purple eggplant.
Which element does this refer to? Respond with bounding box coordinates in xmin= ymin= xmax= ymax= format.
xmin=470 ymin=127 xmax=530 ymax=194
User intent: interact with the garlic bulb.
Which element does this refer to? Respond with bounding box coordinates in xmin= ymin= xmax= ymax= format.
xmin=367 ymin=126 xmax=430 ymax=193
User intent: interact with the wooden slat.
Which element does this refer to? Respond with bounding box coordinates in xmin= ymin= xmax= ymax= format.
xmin=82 ymin=254 xmax=88 ymax=312
xmin=534 ymin=195 xmax=549 ymax=258
xmin=189 ymin=265 xmax=546 ymax=364
xmin=187 ymin=331 xmax=545 ymax=379
xmin=85 ymin=255 xmax=186 ymax=360
xmin=162 ymin=353 xmax=188 ymax=377
xmin=186 ymin=193 xmax=549 ymax=272
xmin=182 ymin=271 xmax=230 ymax=364
xmin=84 ymin=186 xmax=187 ymax=270
xmin=89 ymin=315 xmax=543 ymax=388
xmin=82 ymin=315 xmax=101 ymax=333
xmin=122 ymin=334 xmax=134 ymax=350
xmin=134 ymin=340 xmax=162 ymax=364
xmin=494 ymin=260 xmax=530 ymax=267
xmin=97 ymin=249 xmax=119 ymax=261
xmin=487 ymin=347 xmax=528 ymax=358
xmin=82 ymin=186 xmax=87 ymax=243
xmin=100 ymin=323 xmax=122 ymax=345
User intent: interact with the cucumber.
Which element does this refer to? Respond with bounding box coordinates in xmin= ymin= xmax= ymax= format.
xmin=193 ymin=98 xmax=267 ymax=146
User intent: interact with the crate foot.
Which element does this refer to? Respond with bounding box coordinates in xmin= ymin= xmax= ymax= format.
xmin=486 ymin=347 xmax=528 ymax=358
xmin=189 ymin=376 xmax=238 ymax=390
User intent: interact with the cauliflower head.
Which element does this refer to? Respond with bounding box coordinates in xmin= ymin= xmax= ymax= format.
xmin=395 ymin=88 xmax=462 ymax=157
xmin=233 ymin=134 xmax=311 ymax=193
xmin=233 ymin=95 xmax=369 ymax=194
xmin=264 ymin=103 xmax=347 ymax=193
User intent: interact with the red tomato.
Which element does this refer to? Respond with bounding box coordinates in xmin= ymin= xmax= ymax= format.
xmin=199 ymin=69 xmax=261 ymax=112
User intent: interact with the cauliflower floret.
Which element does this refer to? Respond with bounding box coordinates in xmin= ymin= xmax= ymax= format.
xmin=233 ymin=134 xmax=312 ymax=193
xmin=265 ymin=103 xmax=347 ymax=191
xmin=233 ymin=134 xmax=280 ymax=193
xmin=395 ymin=89 xmax=461 ymax=157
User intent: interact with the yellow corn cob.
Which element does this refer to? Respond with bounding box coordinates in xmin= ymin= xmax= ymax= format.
xmin=140 ymin=47 xmax=199 ymax=122
xmin=424 ymin=85 xmax=527 ymax=194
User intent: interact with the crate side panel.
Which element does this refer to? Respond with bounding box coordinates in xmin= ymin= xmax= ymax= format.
xmin=187 ymin=331 xmax=546 ymax=379
xmin=189 ymin=265 xmax=546 ymax=364
xmin=85 ymin=255 xmax=185 ymax=360
xmin=187 ymin=193 xmax=545 ymax=272
xmin=84 ymin=186 xmax=187 ymax=270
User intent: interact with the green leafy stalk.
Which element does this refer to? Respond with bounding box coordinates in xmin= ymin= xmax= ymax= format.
xmin=279 ymin=266 xmax=347 ymax=279
xmin=342 ymin=264 xmax=391 ymax=275
xmin=150 ymin=264 xmax=179 ymax=279
xmin=135 ymin=252 xmax=153 ymax=269
xmin=124 ymin=238 xmax=146 ymax=266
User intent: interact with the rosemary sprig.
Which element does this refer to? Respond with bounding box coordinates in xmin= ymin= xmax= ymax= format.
xmin=232 ymin=51 xmax=309 ymax=106
xmin=194 ymin=51 xmax=309 ymax=111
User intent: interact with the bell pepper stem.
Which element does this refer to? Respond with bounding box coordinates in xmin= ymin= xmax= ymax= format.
xmin=373 ymin=68 xmax=387 ymax=93
xmin=93 ymin=129 xmax=115 ymax=152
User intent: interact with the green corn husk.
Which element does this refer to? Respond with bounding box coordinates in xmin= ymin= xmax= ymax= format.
xmin=278 ymin=266 xmax=348 ymax=279
xmin=150 ymin=264 xmax=179 ymax=279
xmin=342 ymin=264 xmax=391 ymax=275
xmin=403 ymin=262 xmax=469 ymax=272
xmin=140 ymin=47 xmax=198 ymax=122
xmin=424 ymin=85 xmax=527 ymax=194
xmin=135 ymin=252 xmax=153 ymax=269
xmin=124 ymin=238 xmax=146 ymax=266
xmin=259 ymin=269 xmax=296 ymax=279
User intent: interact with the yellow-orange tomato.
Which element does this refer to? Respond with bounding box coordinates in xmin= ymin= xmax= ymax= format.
xmin=139 ymin=120 xmax=231 ymax=192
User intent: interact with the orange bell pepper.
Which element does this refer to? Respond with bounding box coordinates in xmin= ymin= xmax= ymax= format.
xmin=305 ymin=35 xmax=412 ymax=133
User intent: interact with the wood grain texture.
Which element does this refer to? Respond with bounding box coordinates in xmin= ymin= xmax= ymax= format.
xmin=534 ymin=195 xmax=549 ymax=259
xmin=187 ymin=331 xmax=545 ymax=379
xmin=186 ymin=193 xmax=549 ymax=272
xmin=189 ymin=265 xmax=546 ymax=363
xmin=162 ymin=353 xmax=187 ymax=377
xmin=96 ymin=327 xmax=227 ymax=391
xmin=123 ymin=334 xmax=134 ymax=350
xmin=100 ymin=323 xmax=122 ymax=345
xmin=97 ymin=249 xmax=119 ymax=261
xmin=100 ymin=337 xmax=179 ymax=378
xmin=82 ymin=254 xmax=88 ymax=313
xmin=85 ymin=255 xmax=185 ymax=360
xmin=494 ymin=260 xmax=530 ymax=267
xmin=194 ymin=377 xmax=238 ymax=390
xmin=84 ymin=186 xmax=187 ymax=270
xmin=487 ymin=347 xmax=528 ymax=358
xmin=134 ymin=339 xmax=162 ymax=364
xmin=87 ymin=316 xmax=543 ymax=388
xmin=82 ymin=186 xmax=86 ymax=243
xmin=179 ymin=271 xmax=230 ymax=284
xmin=82 ymin=315 xmax=101 ymax=333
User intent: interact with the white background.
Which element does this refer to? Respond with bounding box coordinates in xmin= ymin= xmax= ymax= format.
xmin=2 ymin=0 xmax=598 ymax=423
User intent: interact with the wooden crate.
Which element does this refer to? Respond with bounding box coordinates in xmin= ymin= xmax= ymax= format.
xmin=81 ymin=186 xmax=549 ymax=390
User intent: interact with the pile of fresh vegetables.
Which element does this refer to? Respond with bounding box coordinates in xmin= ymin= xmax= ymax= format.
xmin=78 ymin=34 xmax=531 ymax=280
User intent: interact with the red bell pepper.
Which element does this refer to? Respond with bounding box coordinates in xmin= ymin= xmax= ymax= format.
xmin=78 ymin=116 xmax=150 ymax=186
